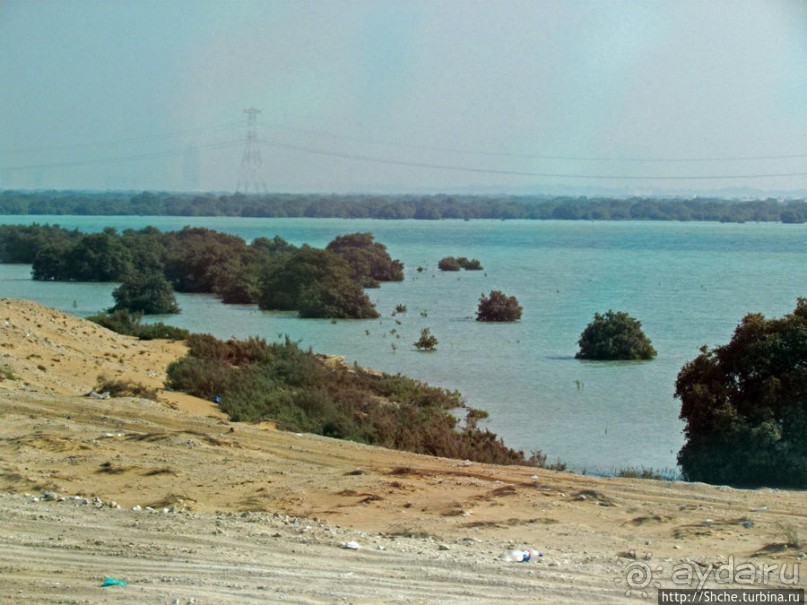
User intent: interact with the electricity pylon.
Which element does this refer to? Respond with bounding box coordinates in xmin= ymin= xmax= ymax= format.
xmin=236 ymin=107 xmax=267 ymax=194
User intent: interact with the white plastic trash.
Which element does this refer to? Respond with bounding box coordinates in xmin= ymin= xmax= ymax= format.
xmin=500 ymin=549 xmax=536 ymax=562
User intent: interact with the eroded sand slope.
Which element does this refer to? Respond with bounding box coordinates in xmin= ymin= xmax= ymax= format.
xmin=0 ymin=299 xmax=804 ymax=603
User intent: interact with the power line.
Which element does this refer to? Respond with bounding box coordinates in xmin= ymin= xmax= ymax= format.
xmin=0 ymin=121 xmax=242 ymax=156
xmin=260 ymin=139 xmax=807 ymax=181
xmin=4 ymin=128 xmax=805 ymax=182
xmin=2 ymin=140 xmax=243 ymax=171
xmin=267 ymin=124 xmax=807 ymax=163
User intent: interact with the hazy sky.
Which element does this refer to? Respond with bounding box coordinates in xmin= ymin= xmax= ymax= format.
xmin=1 ymin=0 xmax=806 ymax=195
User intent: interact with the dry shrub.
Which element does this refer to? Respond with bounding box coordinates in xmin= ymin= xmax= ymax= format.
xmin=95 ymin=376 xmax=158 ymax=401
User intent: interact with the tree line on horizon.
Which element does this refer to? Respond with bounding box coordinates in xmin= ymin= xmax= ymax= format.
xmin=0 ymin=190 xmax=804 ymax=223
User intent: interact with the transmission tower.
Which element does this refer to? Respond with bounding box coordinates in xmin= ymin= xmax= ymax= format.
xmin=236 ymin=107 xmax=267 ymax=194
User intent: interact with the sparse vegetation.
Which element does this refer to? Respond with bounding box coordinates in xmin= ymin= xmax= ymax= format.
xmin=0 ymin=365 xmax=16 ymax=381
xmin=615 ymin=467 xmax=678 ymax=480
xmin=414 ymin=328 xmax=438 ymax=351
xmin=95 ymin=376 xmax=158 ymax=400
xmin=780 ymin=523 xmax=803 ymax=550
xmin=165 ymin=334 xmax=531 ymax=465
xmin=526 ymin=450 xmax=567 ymax=471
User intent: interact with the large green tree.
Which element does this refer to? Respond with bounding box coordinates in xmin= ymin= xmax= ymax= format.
xmin=575 ymin=310 xmax=656 ymax=360
xmin=676 ymin=299 xmax=807 ymax=487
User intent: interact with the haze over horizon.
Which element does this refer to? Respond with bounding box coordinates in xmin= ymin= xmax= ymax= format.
xmin=1 ymin=0 xmax=806 ymax=197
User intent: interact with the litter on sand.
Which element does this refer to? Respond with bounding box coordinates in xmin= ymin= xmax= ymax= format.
xmin=101 ymin=577 xmax=128 ymax=587
xmin=500 ymin=549 xmax=542 ymax=562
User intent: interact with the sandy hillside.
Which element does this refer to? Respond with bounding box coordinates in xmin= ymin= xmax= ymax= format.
xmin=0 ymin=298 xmax=804 ymax=604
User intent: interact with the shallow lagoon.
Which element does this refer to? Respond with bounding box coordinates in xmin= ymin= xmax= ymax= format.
xmin=1 ymin=216 xmax=804 ymax=473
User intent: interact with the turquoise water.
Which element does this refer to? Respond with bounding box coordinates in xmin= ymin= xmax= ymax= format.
xmin=1 ymin=216 xmax=805 ymax=474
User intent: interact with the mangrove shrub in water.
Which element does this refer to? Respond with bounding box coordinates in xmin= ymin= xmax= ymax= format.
xmin=414 ymin=327 xmax=438 ymax=351
xmin=438 ymin=256 xmax=483 ymax=271
xmin=326 ymin=232 xmax=404 ymax=287
xmin=111 ymin=271 xmax=179 ymax=315
xmin=6 ymin=224 xmax=402 ymax=320
xmin=576 ymin=310 xmax=656 ymax=360
xmin=476 ymin=290 xmax=522 ymax=322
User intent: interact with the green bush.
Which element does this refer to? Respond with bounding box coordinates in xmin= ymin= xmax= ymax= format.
xmin=476 ymin=290 xmax=522 ymax=322
xmin=458 ymin=257 xmax=483 ymax=270
xmin=87 ymin=309 xmax=188 ymax=341
xmin=438 ymin=256 xmax=483 ymax=271
xmin=438 ymin=257 xmax=462 ymax=271
xmin=165 ymin=356 xmax=230 ymax=400
xmin=111 ymin=270 xmax=179 ymax=315
xmin=576 ymin=310 xmax=656 ymax=360
xmin=185 ymin=334 xmax=275 ymax=365
xmin=136 ymin=323 xmax=189 ymax=341
xmin=326 ymin=232 xmax=404 ymax=287
xmin=258 ymin=246 xmax=379 ymax=319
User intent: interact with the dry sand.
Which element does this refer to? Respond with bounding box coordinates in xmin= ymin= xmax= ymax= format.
xmin=0 ymin=298 xmax=804 ymax=603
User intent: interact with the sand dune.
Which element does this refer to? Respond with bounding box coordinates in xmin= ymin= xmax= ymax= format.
xmin=0 ymin=298 xmax=804 ymax=603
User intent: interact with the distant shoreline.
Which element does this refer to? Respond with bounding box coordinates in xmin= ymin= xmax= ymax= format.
xmin=1 ymin=191 xmax=805 ymax=223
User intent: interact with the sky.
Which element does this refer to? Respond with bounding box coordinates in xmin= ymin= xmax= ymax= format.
xmin=1 ymin=0 xmax=806 ymax=196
